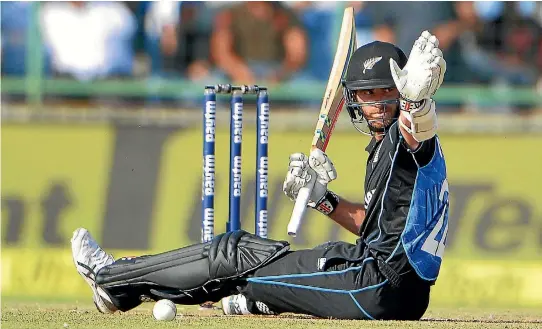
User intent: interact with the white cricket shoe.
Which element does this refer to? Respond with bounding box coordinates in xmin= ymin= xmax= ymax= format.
xmin=71 ymin=228 xmax=117 ymax=314
xmin=222 ymin=295 xmax=251 ymax=315
xmin=221 ymin=294 xmax=275 ymax=315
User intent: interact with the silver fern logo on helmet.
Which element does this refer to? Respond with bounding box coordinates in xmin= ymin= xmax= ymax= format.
xmin=363 ymin=56 xmax=382 ymax=74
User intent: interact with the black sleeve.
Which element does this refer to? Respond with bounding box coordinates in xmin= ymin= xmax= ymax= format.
xmin=405 ymin=137 xmax=436 ymax=168
xmin=388 ymin=122 xmax=436 ymax=168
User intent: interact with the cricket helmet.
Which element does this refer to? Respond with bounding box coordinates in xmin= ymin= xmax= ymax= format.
xmin=342 ymin=41 xmax=408 ymax=136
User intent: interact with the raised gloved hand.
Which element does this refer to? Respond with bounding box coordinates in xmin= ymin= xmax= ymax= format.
xmin=390 ymin=30 xmax=445 ymax=142
xmin=283 ymin=149 xmax=337 ymax=212
xmin=389 ymin=30 xmax=446 ymax=102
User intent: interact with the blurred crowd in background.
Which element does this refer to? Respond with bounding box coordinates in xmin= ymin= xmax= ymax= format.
xmin=1 ymin=1 xmax=542 ymax=109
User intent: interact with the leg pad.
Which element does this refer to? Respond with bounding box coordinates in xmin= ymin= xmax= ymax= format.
xmin=95 ymin=230 xmax=289 ymax=310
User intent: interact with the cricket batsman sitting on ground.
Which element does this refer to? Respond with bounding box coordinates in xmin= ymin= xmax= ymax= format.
xmin=71 ymin=31 xmax=449 ymax=320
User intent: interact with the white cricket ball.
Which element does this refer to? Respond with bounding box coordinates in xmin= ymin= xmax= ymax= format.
xmin=153 ymin=299 xmax=177 ymax=321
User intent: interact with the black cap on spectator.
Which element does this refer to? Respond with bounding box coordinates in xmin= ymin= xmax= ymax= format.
xmin=343 ymin=41 xmax=407 ymax=90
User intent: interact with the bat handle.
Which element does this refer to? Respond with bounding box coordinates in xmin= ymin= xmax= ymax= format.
xmin=287 ymin=178 xmax=316 ymax=237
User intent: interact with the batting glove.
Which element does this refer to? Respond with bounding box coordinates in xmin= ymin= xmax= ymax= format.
xmin=283 ymin=149 xmax=339 ymax=215
xmin=389 ymin=30 xmax=446 ymax=102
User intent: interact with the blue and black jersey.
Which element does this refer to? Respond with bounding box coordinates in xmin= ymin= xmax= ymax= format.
xmin=360 ymin=122 xmax=449 ymax=283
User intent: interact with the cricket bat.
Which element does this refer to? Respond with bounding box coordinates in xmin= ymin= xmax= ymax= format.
xmin=287 ymin=7 xmax=357 ymax=237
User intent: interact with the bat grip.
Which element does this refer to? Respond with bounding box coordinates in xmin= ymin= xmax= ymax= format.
xmin=287 ymin=178 xmax=316 ymax=237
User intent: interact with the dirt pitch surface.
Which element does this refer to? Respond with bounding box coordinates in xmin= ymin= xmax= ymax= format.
xmin=3 ymin=301 xmax=542 ymax=329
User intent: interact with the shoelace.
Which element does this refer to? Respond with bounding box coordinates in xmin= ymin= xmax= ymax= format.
xmin=86 ymin=240 xmax=113 ymax=271
xmin=231 ymin=301 xmax=242 ymax=314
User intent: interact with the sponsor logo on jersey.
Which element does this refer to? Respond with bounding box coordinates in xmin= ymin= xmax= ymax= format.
xmin=317 ymin=257 xmax=327 ymax=271
xmin=364 ymin=189 xmax=376 ymax=209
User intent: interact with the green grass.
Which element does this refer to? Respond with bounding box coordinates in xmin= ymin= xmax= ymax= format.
xmin=2 ymin=301 xmax=542 ymax=329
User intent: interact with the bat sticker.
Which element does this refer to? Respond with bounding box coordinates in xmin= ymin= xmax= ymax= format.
xmin=315 ymin=129 xmax=327 ymax=143
xmin=319 ymin=114 xmax=331 ymax=127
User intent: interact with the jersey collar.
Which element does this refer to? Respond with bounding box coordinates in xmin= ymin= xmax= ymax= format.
xmin=365 ymin=137 xmax=377 ymax=153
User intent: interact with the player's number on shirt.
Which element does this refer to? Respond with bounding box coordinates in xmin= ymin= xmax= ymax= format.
xmin=421 ymin=179 xmax=449 ymax=259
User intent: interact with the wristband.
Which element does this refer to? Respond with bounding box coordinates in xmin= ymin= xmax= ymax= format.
xmin=399 ymin=98 xmax=424 ymax=112
xmin=312 ymin=191 xmax=340 ymax=216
